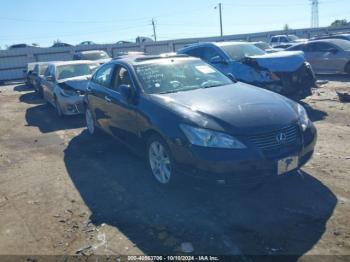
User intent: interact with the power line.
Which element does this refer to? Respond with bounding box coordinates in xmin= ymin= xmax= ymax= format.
xmin=0 ymin=6 xmax=212 ymax=25
xmin=0 ymin=24 xmax=151 ymax=41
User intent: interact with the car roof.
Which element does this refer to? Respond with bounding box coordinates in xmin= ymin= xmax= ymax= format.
xmin=306 ymin=39 xmax=349 ymax=45
xmin=215 ymin=41 xmax=252 ymax=47
xmin=271 ymin=35 xmax=289 ymax=38
xmin=110 ymin=54 xmax=198 ymax=65
xmin=27 ymin=61 xmax=54 ymax=66
xmin=76 ymin=50 xmax=106 ymax=54
xmin=48 ymin=60 xmax=98 ymax=66
xmin=182 ymin=41 xmax=252 ymax=50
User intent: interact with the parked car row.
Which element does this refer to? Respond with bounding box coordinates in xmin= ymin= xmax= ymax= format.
xmin=226 ymin=35 xmax=350 ymax=77
xmin=24 ymin=49 xmax=317 ymax=187
xmin=286 ymin=39 xmax=350 ymax=75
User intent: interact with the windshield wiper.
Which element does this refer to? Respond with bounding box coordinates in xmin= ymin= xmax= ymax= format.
xmin=159 ymin=90 xmax=178 ymax=94
xmin=202 ymin=84 xmax=223 ymax=89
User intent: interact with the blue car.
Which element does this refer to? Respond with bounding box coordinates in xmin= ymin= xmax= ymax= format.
xmin=178 ymin=42 xmax=316 ymax=99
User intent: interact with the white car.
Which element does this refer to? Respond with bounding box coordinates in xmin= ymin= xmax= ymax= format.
xmin=269 ymin=35 xmax=307 ymax=48
xmin=41 ymin=61 xmax=99 ymax=116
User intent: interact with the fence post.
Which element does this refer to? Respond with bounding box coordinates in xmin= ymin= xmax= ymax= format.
xmin=168 ymin=41 xmax=175 ymax=52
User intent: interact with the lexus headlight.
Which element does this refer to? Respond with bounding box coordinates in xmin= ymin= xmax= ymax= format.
xmin=60 ymin=88 xmax=78 ymax=97
xmin=297 ymin=104 xmax=310 ymax=131
xmin=180 ymin=124 xmax=246 ymax=149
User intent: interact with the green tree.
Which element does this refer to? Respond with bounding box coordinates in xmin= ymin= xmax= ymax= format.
xmin=283 ymin=24 xmax=290 ymax=31
xmin=330 ymin=19 xmax=349 ymax=27
xmin=53 ymin=39 xmax=62 ymax=45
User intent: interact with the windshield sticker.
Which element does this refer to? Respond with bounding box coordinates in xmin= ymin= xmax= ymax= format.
xmin=195 ymin=65 xmax=215 ymax=74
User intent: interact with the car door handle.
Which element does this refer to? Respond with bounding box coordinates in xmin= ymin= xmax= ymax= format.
xmin=104 ymin=96 xmax=112 ymax=102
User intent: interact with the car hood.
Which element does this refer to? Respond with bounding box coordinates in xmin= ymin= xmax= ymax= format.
xmin=150 ymin=82 xmax=298 ymax=135
xmin=57 ymin=76 xmax=91 ymax=91
xmin=95 ymin=58 xmax=112 ymax=65
xmin=245 ymin=51 xmax=305 ymax=72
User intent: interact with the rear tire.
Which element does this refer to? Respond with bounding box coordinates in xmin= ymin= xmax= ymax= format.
xmin=147 ymin=134 xmax=178 ymax=186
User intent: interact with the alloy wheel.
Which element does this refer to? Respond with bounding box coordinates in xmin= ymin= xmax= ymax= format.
xmin=55 ymin=98 xmax=63 ymax=117
xmin=85 ymin=109 xmax=95 ymax=135
xmin=148 ymin=141 xmax=172 ymax=184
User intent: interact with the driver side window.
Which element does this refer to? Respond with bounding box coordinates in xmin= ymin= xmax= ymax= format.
xmin=280 ymin=37 xmax=288 ymax=43
xmin=193 ymin=47 xmax=223 ymax=62
xmin=111 ymin=66 xmax=133 ymax=91
xmin=308 ymin=43 xmax=334 ymax=52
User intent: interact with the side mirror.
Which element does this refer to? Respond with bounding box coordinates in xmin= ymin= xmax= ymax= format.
xmin=329 ymin=48 xmax=338 ymax=54
xmin=45 ymin=75 xmax=54 ymax=82
xmin=119 ymin=84 xmax=133 ymax=102
xmin=227 ymin=73 xmax=237 ymax=83
xmin=210 ymin=56 xmax=227 ymax=64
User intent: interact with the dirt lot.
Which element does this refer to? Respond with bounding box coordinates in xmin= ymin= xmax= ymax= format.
xmin=0 ymin=77 xmax=349 ymax=260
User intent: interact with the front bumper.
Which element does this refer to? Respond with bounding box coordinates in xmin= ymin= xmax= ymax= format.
xmin=57 ymin=94 xmax=85 ymax=115
xmin=272 ymin=63 xmax=316 ymax=99
xmin=250 ymin=63 xmax=316 ymax=100
xmin=168 ymin=124 xmax=317 ymax=184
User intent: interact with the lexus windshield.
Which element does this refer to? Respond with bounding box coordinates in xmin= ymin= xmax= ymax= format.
xmin=134 ymin=59 xmax=232 ymax=94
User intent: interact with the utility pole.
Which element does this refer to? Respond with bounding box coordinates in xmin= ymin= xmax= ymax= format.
xmin=218 ymin=3 xmax=223 ymax=37
xmin=152 ymin=19 xmax=157 ymax=42
xmin=310 ymin=0 xmax=319 ymax=28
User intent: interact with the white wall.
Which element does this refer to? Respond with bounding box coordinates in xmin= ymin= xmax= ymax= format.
xmin=0 ymin=25 xmax=349 ymax=82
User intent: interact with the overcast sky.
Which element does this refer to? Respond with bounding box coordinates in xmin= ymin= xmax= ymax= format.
xmin=0 ymin=0 xmax=349 ymax=47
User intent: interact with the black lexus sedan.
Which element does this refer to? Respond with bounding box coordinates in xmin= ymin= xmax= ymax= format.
xmin=84 ymin=54 xmax=317 ymax=186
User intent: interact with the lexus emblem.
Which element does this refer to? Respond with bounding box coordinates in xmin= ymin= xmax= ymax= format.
xmin=276 ymin=132 xmax=287 ymax=144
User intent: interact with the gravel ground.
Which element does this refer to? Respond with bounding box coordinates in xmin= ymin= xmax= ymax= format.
xmin=0 ymin=77 xmax=349 ymax=261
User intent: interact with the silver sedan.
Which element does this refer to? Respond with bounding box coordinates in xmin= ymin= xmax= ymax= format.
xmin=287 ymin=39 xmax=350 ymax=74
xmin=41 ymin=61 xmax=99 ymax=116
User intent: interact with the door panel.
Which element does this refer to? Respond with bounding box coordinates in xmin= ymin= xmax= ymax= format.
xmin=305 ymin=43 xmax=343 ymax=73
xmin=88 ymin=64 xmax=115 ymax=132
xmin=89 ymin=82 xmax=113 ymax=133
xmin=107 ymin=66 xmax=141 ymax=148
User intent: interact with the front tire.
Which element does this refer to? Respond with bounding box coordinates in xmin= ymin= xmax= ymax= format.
xmin=85 ymin=108 xmax=97 ymax=136
xmin=54 ymin=97 xmax=63 ymax=117
xmin=147 ymin=135 xmax=177 ymax=186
